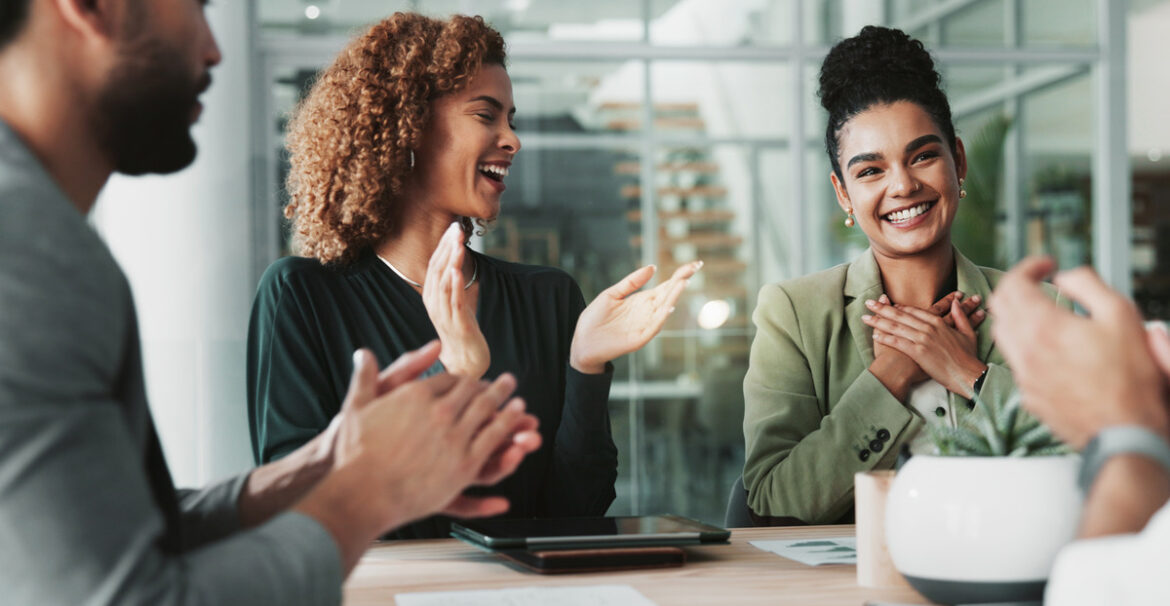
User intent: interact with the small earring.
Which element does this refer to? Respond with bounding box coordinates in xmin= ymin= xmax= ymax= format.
xmin=959 ymin=177 xmax=967 ymax=199
xmin=409 ymin=150 xmax=415 ymax=169
xmin=844 ymin=208 xmax=855 ymax=228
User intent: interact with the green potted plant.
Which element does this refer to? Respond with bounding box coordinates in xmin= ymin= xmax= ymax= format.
xmin=885 ymin=392 xmax=1082 ymax=604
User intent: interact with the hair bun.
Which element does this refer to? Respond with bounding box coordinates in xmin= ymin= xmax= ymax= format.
xmin=818 ymin=25 xmax=942 ymax=115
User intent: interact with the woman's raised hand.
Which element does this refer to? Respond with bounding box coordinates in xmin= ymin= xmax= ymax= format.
xmin=422 ymin=224 xmax=490 ymax=378
xmin=863 ymin=295 xmax=987 ymax=397
xmin=569 ymin=261 xmax=703 ymax=374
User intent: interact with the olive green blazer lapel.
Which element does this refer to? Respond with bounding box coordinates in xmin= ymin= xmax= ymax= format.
xmin=842 ymin=249 xmax=884 ymax=366
xmin=955 ymin=250 xmax=995 ymax=364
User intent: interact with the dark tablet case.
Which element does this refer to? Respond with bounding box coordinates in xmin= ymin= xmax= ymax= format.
xmin=497 ymin=546 xmax=687 ymax=574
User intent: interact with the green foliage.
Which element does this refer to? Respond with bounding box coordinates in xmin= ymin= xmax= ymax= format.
xmin=951 ymin=114 xmax=1013 ymax=269
xmin=927 ymin=391 xmax=1070 ymax=457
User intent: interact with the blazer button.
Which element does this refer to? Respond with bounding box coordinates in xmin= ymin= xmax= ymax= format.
xmin=858 ymin=450 xmax=870 ymax=462
xmin=869 ymin=440 xmax=883 ymax=453
xmin=876 ymin=429 xmax=890 ymax=441
xmin=935 ymin=406 xmax=946 ymax=417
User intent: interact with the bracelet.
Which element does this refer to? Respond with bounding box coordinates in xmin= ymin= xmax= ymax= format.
xmin=1078 ymin=425 xmax=1170 ymax=492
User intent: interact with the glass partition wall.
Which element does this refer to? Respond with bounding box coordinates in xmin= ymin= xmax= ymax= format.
xmin=251 ymin=0 xmax=1126 ymax=524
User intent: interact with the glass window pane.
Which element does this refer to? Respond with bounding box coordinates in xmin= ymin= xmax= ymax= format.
xmin=511 ymin=60 xmax=647 ymax=134
xmin=940 ymin=0 xmax=1006 ymax=47
xmin=650 ymin=0 xmax=793 ymax=46
xmin=649 ymin=62 xmax=792 ymax=140
xmin=257 ymin=0 xmax=648 ymax=42
xmin=1023 ymin=0 xmax=1097 ymax=47
xmin=1023 ymin=73 xmax=1094 ymax=267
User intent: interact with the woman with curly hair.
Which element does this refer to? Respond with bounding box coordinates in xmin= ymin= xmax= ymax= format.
xmin=246 ymin=13 xmax=700 ymax=539
xmin=741 ymin=26 xmax=1064 ymax=525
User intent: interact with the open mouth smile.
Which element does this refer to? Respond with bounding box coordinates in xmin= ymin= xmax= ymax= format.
xmin=477 ymin=163 xmax=509 ymax=183
xmin=883 ymin=200 xmax=936 ymax=226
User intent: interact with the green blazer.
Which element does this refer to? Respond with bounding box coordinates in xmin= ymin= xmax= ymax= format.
xmin=742 ymin=248 xmax=1059 ymax=524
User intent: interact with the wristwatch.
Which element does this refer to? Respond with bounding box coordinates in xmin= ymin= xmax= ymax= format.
xmin=1078 ymin=425 xmax=1170 ymax=492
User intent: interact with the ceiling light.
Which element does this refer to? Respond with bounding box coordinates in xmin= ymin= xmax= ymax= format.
xmin=305 ymin=5 xmax=321 ymax=20
xmin=697 ymin=299 xmax=731 ymax=330
xmin=1149 ymin=148 xmax=1163 ymax=162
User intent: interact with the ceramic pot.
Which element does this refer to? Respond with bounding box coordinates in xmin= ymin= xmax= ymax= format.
xmin=885 ymin=455 xmax=1082 ymax=604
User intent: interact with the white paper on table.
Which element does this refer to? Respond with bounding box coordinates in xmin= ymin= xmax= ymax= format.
xmin=395 ymin=584 xmax=657 ymax=606
xmin=749 ymin=537 xmax=857 ymax=566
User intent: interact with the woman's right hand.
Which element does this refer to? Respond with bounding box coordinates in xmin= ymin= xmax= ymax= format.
xmin=869 ymin=291 xmax=984 ymax=400
xmin=422 ymin=224 xmax=490 ymax=378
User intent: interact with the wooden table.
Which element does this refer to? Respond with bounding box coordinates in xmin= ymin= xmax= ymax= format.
xmin=344 ymin=526 xmax=933 ymax=605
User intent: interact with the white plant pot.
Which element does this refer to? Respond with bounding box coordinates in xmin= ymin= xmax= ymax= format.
xmin=885 ymin=455 xmax=1082 ymax=604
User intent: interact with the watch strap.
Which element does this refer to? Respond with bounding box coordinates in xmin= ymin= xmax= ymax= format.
xmin=1078 ymin=425 xmax=1170 ymax=492
xmin=971 ymin=366 xmax=989 ymax=396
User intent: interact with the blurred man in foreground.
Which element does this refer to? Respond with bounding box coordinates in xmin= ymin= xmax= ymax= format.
xmin=0 ymin=0 xmax=541 ymax=603
xmin=992 ymin=256 xmax=1170 ymax=605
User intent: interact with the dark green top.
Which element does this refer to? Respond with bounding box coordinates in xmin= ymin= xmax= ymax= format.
xmin=247 ymin=250 xmax=618 ymax=539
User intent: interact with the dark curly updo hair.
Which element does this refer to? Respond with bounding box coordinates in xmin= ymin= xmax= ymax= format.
xmin=818 ymin=25 xmax=956 ymax=180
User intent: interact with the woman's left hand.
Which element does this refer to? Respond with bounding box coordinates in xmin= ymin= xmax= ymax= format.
xmin=569 ymin=261 xmax=703 ymax=374
xmin=862 ymin=297 xmax=987 ymax=397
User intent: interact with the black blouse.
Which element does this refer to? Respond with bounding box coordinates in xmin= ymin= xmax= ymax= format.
xmin=246 ymin=249 xmax=618 ymax=539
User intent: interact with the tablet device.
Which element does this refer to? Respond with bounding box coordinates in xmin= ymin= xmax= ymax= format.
xmin=450 ymin=514 xmax=730 ymax=550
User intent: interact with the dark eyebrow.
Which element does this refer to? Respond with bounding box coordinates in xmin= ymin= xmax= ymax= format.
xmin=468 ymin=95 xmax=516 ymax=116
xmin=905 ymin=134 xmax=943 ymax=153
xmin=846 ymin=134 xmax=944 ymax=170
xmin=846 ymin=152 xmax=881 ymax=170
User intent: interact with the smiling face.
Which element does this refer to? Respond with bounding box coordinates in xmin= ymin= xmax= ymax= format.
xmin=407 ymin=63 xmax=520 ymax=222
xmin=830 ymin=100 xmax=967 ymax=260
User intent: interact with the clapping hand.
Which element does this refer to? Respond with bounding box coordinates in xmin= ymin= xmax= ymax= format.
xmin=569 ymin=261 xmax=703 ymax=374
xmin=991 ymin=257 xmax=1170 ymax=448
xmin=423 ymin=223 xmax=490 ymax=377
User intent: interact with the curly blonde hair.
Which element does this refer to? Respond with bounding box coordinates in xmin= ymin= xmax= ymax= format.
xmin=283 ymin=13 xmax=506 ymax=265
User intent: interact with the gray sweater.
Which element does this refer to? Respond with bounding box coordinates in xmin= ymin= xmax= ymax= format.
xmin=0 ymin=120 xmax=341 ymax=605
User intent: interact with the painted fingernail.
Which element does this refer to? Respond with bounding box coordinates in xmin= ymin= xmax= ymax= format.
xmin=865 ymin=299 xmax=877 ymax=308
xmin=879 ymin=295 xmax=889 ymax=304
xmin=669 ymin=306 xmax=676 ymax=313
xmin=862 ymin=314 xmax=873 ymax=321
xmin=695 ymin=260 xmax=704 ymax=269
xmin=970 ymin=295 xmax=981 ymax=303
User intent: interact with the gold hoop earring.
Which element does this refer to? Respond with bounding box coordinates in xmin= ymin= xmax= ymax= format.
xmin=959 ymin=177 xmax=967 ymax=199
xmin=844 ymin=208 xmax=855 ymax=228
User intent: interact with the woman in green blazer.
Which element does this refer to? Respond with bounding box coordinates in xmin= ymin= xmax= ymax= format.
xmin=743 ymin=26 xmax=1056 ymax=525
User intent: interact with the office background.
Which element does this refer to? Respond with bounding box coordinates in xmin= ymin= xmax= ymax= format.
xmin=90 ymin=0 xmax=1170 ymax=526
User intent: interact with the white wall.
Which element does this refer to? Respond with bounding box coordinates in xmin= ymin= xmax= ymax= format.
xmin=90 ymin=2 xmax=256 ymax=487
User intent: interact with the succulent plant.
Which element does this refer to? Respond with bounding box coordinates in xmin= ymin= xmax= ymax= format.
xmin=927 ymin=391 xmax=1071 ymax=457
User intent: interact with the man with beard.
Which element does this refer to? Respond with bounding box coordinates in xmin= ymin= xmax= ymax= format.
xmin=0 ymin=1 xmax=542 ymax=604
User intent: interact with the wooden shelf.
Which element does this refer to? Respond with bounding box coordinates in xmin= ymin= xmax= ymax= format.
xmin=597 ymin=101 xmax=699 ymax=112
xmin=614 ymin=161 xmax=720 ymax=175
xmin=606 ymin=117 xmax=706 ymax=131
xmin=626 ymin=209 xmax=736 ymax=223
xmin=621 ymin=185 xmax=728 ymax=199
xmin=631 ymin=233 xmax=744 ymax=250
